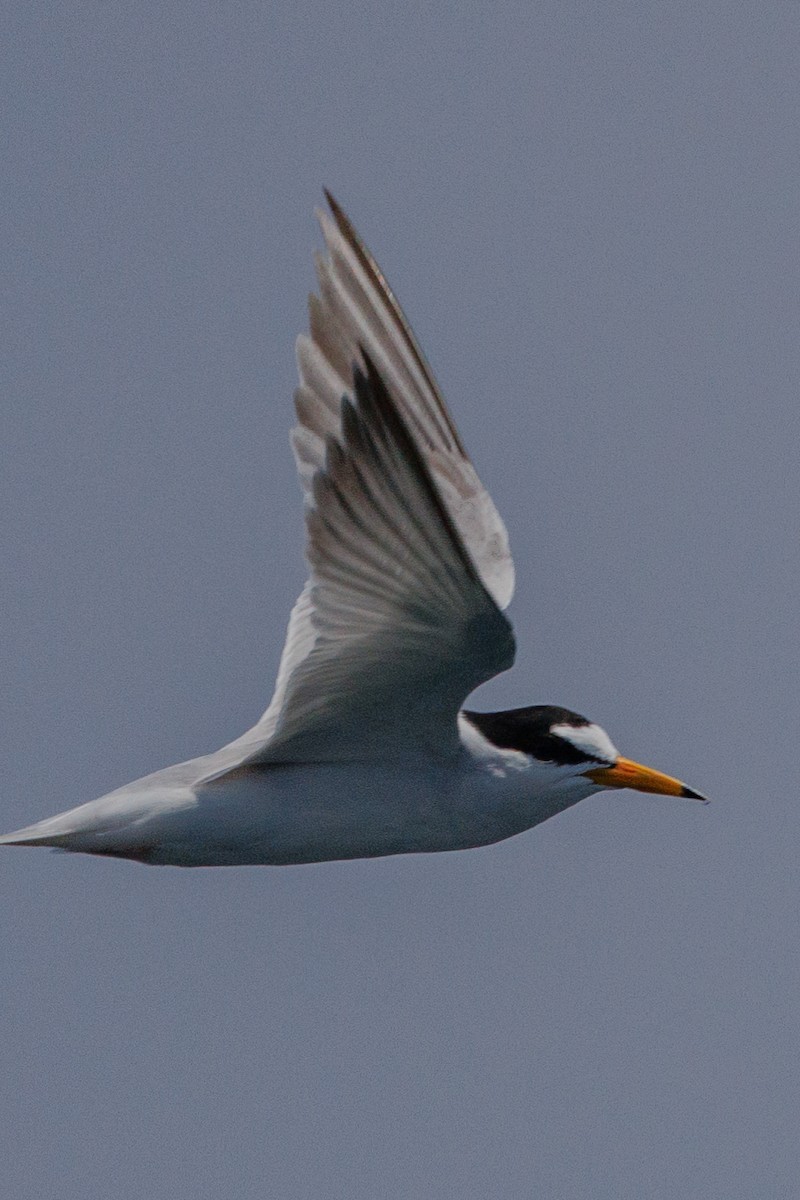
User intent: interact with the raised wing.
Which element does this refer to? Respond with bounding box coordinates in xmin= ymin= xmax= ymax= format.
xmin=205 ymin=196 xmax=516 ymax=773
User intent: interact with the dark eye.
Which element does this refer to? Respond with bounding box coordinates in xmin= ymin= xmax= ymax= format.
xmin=537 ymin=731 xmax=602 ymax=767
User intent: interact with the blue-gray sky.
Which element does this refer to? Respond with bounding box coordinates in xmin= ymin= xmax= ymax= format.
xmin=3 ymin=3 xmax=799 ymax=1197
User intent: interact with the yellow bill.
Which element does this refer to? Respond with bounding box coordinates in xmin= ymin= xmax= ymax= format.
xmin=584 ymin=756 xmax=708 ymax=802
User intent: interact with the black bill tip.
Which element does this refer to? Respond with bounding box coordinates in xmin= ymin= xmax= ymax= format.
xmin=681 ymin=784 xmax=710 ymax=804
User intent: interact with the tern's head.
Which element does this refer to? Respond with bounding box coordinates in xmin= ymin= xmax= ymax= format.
xmin=462 ymin=705 xmax=707 ymax=803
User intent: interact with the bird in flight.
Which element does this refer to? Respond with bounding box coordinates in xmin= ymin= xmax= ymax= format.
xmin=1 ymin=194 xmax=706 ymax=867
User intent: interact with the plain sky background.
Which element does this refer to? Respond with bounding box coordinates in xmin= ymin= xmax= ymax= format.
xmin=3 ymin=3 xmax=799 ymax=1197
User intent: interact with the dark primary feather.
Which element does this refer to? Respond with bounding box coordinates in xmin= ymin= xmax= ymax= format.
xmin=323 ymin=190 xmax=467 ymax=456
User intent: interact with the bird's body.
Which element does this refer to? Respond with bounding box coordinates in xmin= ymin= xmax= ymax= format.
xmin=2 ymin=195 xmax=705 ymax=867
xmin=5 ymin=716 xmax=603 ymax=867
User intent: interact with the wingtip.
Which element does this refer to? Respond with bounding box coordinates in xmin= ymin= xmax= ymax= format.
xmin=323 ymin=188 xmax=347 ymax=228
xmin=316 ymin=194 xmax=349 ymax=251
xmin=323 ymin=188 xmax=345 ymax=222
xmin=322 ymin=192 xmax=371 ymax=262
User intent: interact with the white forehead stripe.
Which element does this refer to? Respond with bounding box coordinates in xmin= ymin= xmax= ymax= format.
xmin=550 ymin=723 xmax=618 ymax=764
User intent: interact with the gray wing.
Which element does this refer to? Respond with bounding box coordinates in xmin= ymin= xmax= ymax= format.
xmin=203 ymin=196 xmax=515 ymax=775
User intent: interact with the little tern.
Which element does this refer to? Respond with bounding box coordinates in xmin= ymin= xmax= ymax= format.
xmin=1 ymin=194 xmax=706 ymax=867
